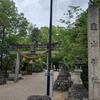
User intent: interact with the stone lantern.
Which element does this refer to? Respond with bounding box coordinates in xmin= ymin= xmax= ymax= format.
xmin=74 ymin=55 xmax=83 ymax=84
xmin=75 ymin=56 xmax=82 ymax=69
xmin=67 ymin=56 xmax=88 ymax=100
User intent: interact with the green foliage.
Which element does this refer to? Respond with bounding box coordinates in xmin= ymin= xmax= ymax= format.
xmin=57 ymin=6 xmax=88 ymax=88
xmin=39 ymin=27 xmax=49 ymax=43
xmin=52 ymin=53 xmax=63 ymax=64
xmin=30 ymin=27 xmax=40 ymax=44
xmin=17 ymin=13 xmax=29 ymax=36
xmin=0 ymin=0 xmax=16 ymax=28
xmin=89 ymin=0 xmax=100 ymax=7
xmin=59 ymin=6 xmax=88 ymax=64
xmin=0 ymin=54 xmax=16 ymax=74
xmin=0 ymin=0 xmax=29 ymax=44
xmin=32 ymin=62 xmax=44 ymax=72
xmin=0 ymin=1 xmax=88 ymax=88
xmin=28 ymin=24 xmax=41 ymax=53
xmin=0 ymin=0 xmax=29 ymax=73
xmin=81 ymin=63 xmax=88 ymax=90
xmin=6 ymin=34 xmax=31 ymax=45
xmin=60 ymin=6 xmax=83 ymax=28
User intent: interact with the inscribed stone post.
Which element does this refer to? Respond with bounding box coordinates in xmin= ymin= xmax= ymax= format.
xmin=88 ymin=6 xmax=100 ymax=100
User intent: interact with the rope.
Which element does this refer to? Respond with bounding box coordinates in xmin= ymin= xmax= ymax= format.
xmin=20 ymin=52 xmax=47 ymax=60
xmin=20 ymin=53 xmax=37 ymax=59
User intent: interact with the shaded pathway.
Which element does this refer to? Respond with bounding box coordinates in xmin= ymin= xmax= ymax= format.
xmin=0 ymin=72 xmax=65 ymax=100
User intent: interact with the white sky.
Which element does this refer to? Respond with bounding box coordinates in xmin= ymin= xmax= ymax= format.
xmin=14 ymin=0 xmax=89 ymax=27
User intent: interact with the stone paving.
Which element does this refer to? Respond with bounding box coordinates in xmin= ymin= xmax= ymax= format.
xmin=0 ymin=72 xmax=65 ymax=100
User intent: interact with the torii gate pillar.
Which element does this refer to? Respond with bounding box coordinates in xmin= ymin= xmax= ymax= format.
xmin=88 ymin=1 xmax=100 ymax=100
xmin=15 ymin=50 xmax=20 ymax=82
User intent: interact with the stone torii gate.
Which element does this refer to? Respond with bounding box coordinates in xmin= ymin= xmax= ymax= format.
xmin=88 ymin=0 xmax=100 ymax=100
xmin=10 ymin=42 xmax=60 ymax=82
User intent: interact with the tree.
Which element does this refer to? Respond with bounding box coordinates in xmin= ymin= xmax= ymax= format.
xmin=0 ymin=0 xmax=29 ymax=72
xmin=89 ymin=0 xmax=100 ymax=7
xmin=58 ymin=6 xmax=87 ymax=63
xmin=28 ymin=24 xmax=40 ymax=53
xmin=59 ymin=6 xmax=88 ymax=89
xmin=39 ymin=27 xmax=49 ymax=43
xmin=0 ymin=0 xmax=29 ymax=43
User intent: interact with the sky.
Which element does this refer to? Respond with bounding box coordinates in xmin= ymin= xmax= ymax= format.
xmin=14 ymin=0 xmax=89 ymax=27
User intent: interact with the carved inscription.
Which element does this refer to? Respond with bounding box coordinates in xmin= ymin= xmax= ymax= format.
xmin=91 ymin=23 xmax=97 ymax=30
xmin=91 ymin=58 xmax=98 ymax=66
xmin=90 ymin=41 xmax=98 ymax=48
xmin=92 ymin=76 xmax=100 ymax=84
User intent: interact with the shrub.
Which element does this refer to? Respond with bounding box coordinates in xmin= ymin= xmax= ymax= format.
xmin=32 ymin=62 xmax=44 ymax=72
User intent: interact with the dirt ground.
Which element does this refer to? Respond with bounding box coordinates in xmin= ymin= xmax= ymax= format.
xmin=0 ymin=72 xmax=65 ymax=100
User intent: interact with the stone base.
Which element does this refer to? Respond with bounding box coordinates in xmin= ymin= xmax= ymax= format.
xmin=68 ymin=84 xmax=88 ymax=100
xmin=8 ymin=73 xmax=22 ymax=81
xmin=83 ymin=98 xmax=88 ymax=100
xmin=53 ymin=80 xmax=72 ymax=91
xmin=0 ymin=76 xmax=6 ymax=85
xmin=27 ymin=95 xmax=52 ymax=100
xmin=53 ymin=69 xmax=72 ymax=91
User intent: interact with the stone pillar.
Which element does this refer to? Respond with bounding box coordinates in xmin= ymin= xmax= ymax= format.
xmin=15 ymin=50 xmax=20 ymax=82
xmin=88 ymin=6 xmax=100 ymax=100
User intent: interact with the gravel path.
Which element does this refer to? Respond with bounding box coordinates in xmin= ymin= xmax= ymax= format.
xmin=0 ymin=72 xmax=65 ymax=100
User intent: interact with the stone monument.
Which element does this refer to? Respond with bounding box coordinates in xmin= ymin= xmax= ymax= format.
xmin=88 ymin=0 xmax=100 ymax=100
